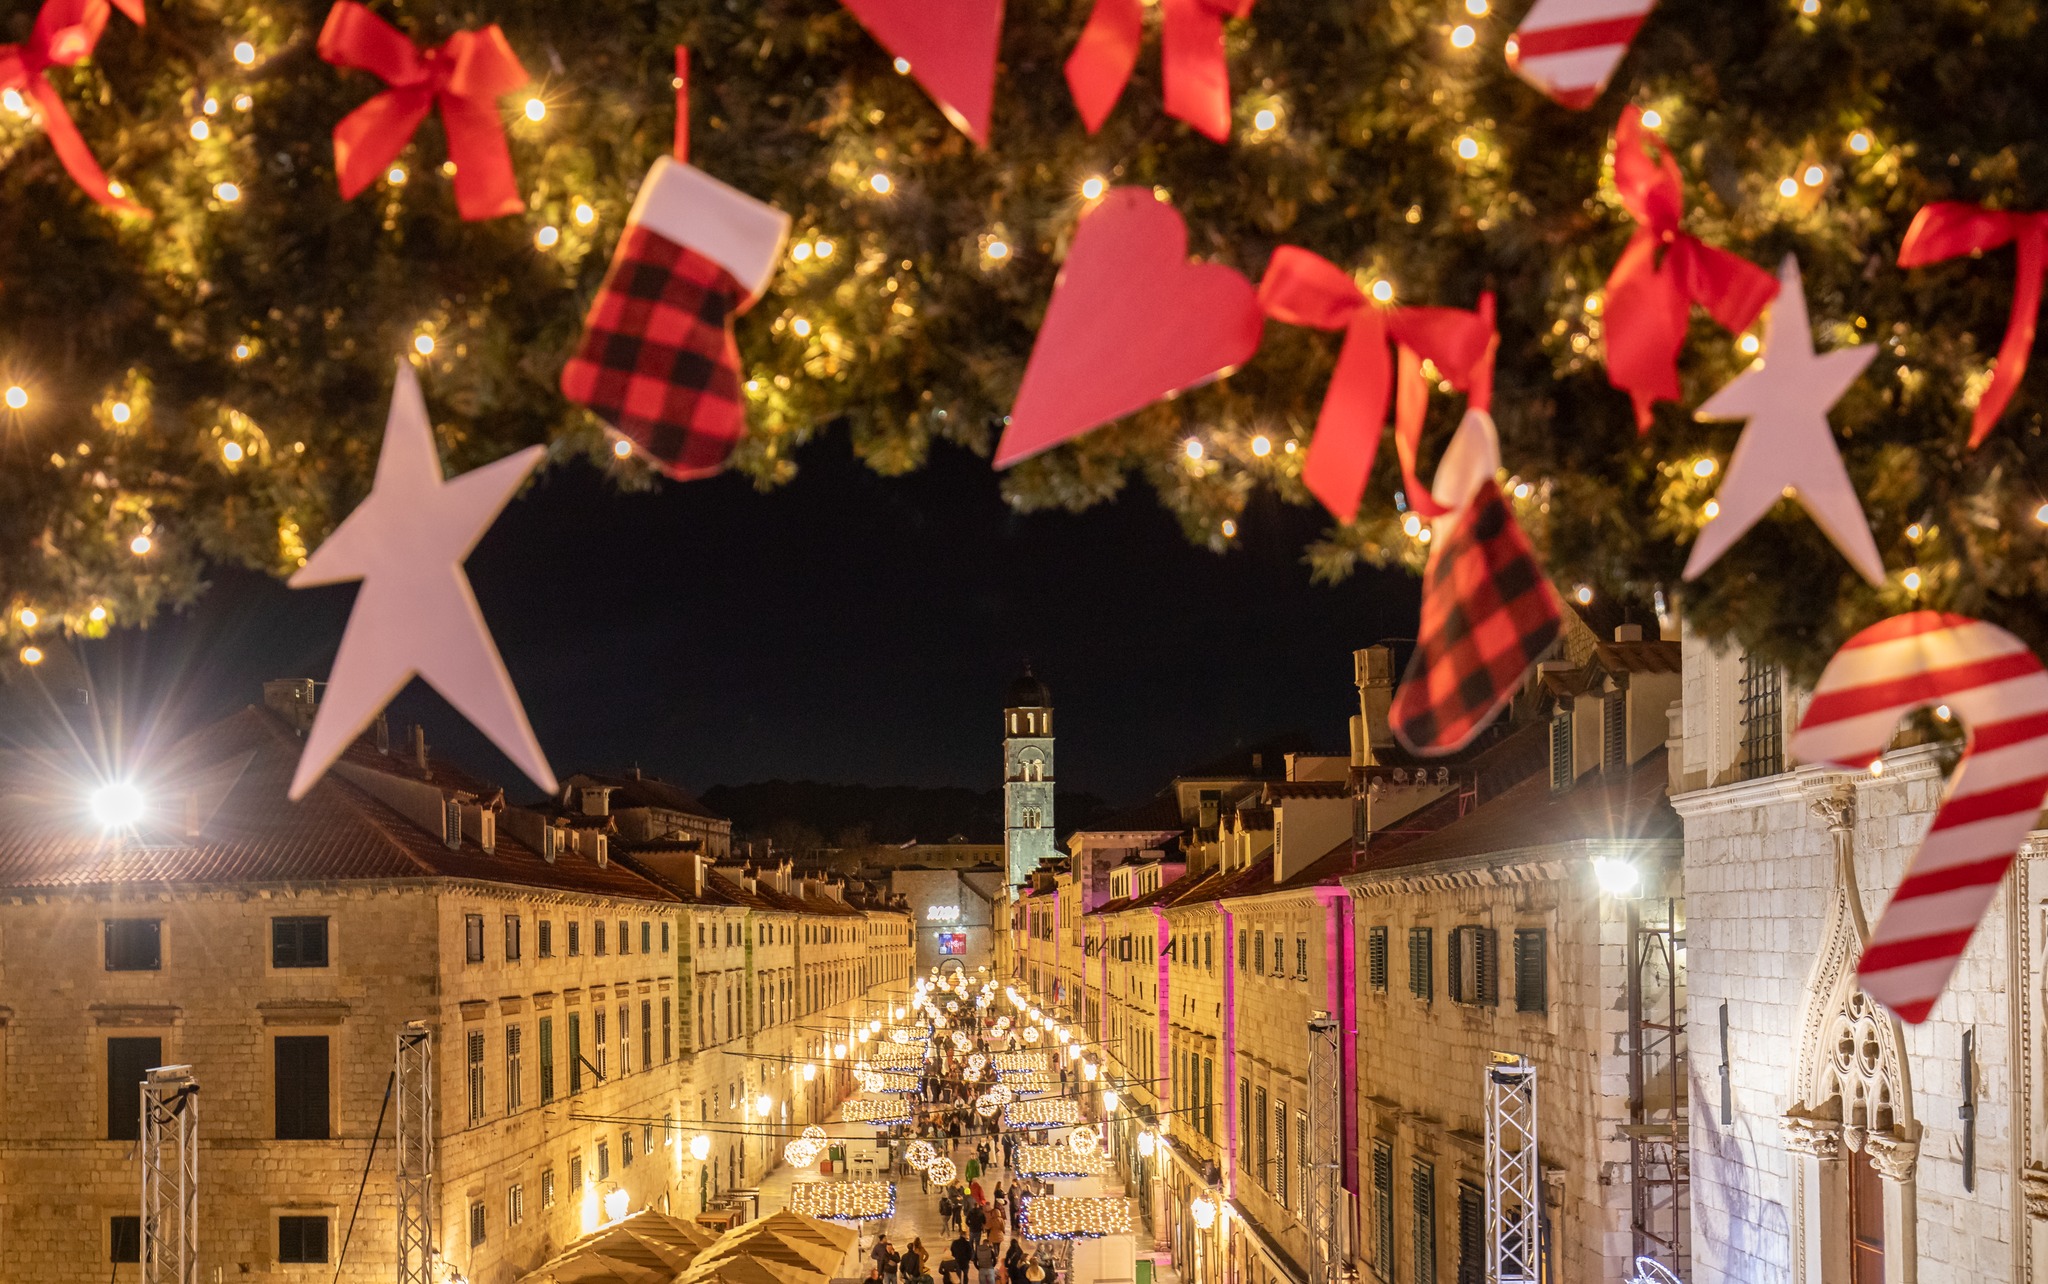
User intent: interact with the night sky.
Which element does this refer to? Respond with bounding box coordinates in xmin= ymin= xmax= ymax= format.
xmin=54 ymin=437 xmax=1420 ymax=807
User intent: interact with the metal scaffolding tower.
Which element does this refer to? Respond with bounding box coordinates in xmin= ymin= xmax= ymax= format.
xmin=140 ymin=1065 xmax=199 ymax=1284
xmin=1485 ymin=1053 xmax=1540 ymax=1284
xmin=1305 ymin=1012 xmax=1346 ymax=1284
xmin=1625 ymin=898 xmax=1690 ymax=1278
xmin=396 ymin=1023 xmax=436 ymax=1284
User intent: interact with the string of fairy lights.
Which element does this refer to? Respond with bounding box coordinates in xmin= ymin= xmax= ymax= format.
xmin=3 ymin=0 xmax=2032 ymax=674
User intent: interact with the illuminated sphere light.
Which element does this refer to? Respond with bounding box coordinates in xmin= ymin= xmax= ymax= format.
xmin=1067 ymin=1127 xmax=1101 ymax=1158
xmin=1191 ymin=1196 xmax=1217 ymax=1230
xmin=613 ymin=439 xmax=633 ymax=458
xmin=19 ymin=645 xmax=43 ymax=666
xmin=905 ymin=1140 xmax=937 ymax=1169
xmin=803 ymin=1125 xmax=827 ymax=1142
xmin=785 ymin=1139 xmax=822 ymax=1167
xmin=892 ymin=1029 xmax=911 ymax=1044
xmin=233 ymin=39 xmax=256 ymax=64
xmin=1455 ymin=136 xmax=1479 ymax=160
xmin=110 ymin=401 xmax=132 ymax=424
xmin=1450 ymin=23 xmax=1476 ymax=46
xmin=536 ymin=225 xmax=561 ymax=249
xmin=1023 ymin=1027 xmax=1040 ymax=1044
xmin=927 ymin=1156 xmax=958 ymax=1185
xmin=574 ymin=202 xmax=595 ymax=225
xmin=947 ymin=1000 xmax=960 ymax=1013
xmin=977 ymin=1094 xmax=1001 ymax=1117
xmin=968 ymin=1054 xmax=987 ymax=1071
xmin=17 ymin=607 xmax=36 ymax=628
xmin=221 ymin=442 xmax=244 ymax=463
xmin=91 ymin=782 xmax=146 ymax=828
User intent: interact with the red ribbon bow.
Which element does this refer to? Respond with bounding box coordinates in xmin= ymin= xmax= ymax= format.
xmin=317 ymin=2 xmax=529 ymax=221
xmin=1065 ymin=0 xmax=1251 ymax=144
xmin=1258 ymin=245 xmax=1497 ymax=523
xmin=0 ymin=0 xmax=147 ymax=215
xmin=1898 ymin=202 xmax=2048 ymax=448
xmin=1603 ymin=105 xmax=1778 ymax=432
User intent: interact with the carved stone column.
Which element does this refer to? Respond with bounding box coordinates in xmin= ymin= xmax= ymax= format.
xmin=1866 ymin=1133 xmax=1920 ymax=1284
xmin=1785 ymin=1113 xmax=1848 ymax=1284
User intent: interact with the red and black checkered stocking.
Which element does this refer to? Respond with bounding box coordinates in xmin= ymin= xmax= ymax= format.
xmin=560 ymin=157 xmax=790 ymax=480
xmin=1390 ymin=479 xmax=1563 ymax=755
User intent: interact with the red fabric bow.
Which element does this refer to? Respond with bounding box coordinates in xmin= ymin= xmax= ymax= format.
xmin=0 ymin=0 xmax=147 ymax=215
xmin=1258 ymin=245 xmax=1497 ymax=522
xmin=1898 ymin=202 xmax=2048 ymax=448
xmin=1065 ymin=0 xmax=1251 ymax=144
xmin=1604 ymin=105 xmax=1778 ymax=432
xmin=317 ymin=2 xmax=529 ymax=221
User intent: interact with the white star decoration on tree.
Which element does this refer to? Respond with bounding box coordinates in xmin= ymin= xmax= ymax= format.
xmin=1684 ymin=256 xmax=1886 ymax=588
xmin=287 ymin=361 xmax=555 ymax=800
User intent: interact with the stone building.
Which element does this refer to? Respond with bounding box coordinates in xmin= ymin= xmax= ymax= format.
xmin=888 ymin=864 xmax=1006 ymax=975
xmin=1674 ymin=629 xmax=2024 ymax=1284
xmin=1005 ymin=669 xmax=1058 ymax=887
xmin=0 ymin=684 xmax=913 ymax=1283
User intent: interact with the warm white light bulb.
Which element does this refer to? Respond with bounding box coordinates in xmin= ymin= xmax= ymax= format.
xmin=524 ymin=98 xmax=546 ymax=122
xmin=1080 ymin=177 xmax=1106 ymax=200
xmin=233 ymin=40 xmax=256 ymax=64
xmin=91 ymin=781 xmax=146 ymax=828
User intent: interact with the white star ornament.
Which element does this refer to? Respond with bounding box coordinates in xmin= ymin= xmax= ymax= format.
xmin=1683 ymin=256 xmax=1886 ymax=588
xmin=287 ymin=360 xmax=556 ymax=800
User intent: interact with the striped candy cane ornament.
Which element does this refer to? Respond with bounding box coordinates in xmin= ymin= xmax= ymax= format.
xmin=1793 ymin=611 xmax=2048 ymax=1023
xmin=1505 ymin=0 xmax=1656 ymax=110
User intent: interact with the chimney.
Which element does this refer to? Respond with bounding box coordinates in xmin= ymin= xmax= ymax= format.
xmin=1251 ymin=752 xmax=1264 ymax=774
xmin=629 ymin=765 xmax=642 ymax=781
xmin=1356 ymin=646 xmax=1396 ymax=752
xmin=1614 ymin=623 xmax=1644 ymax=642
xmin=410 ymin=725 xmax=428 ymax=774
xmin=580 ymin=786 xmax=612 ymax=817
xmin=262 ymin=679 xmax=318 ymax=733
xmin=374 ymin=714 xmax=390 ymax=755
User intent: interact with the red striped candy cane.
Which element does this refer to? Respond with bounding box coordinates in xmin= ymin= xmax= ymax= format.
xmin=1505 ymin=0 xmax=1656 ymax=110
xmin=1793 ymin=611 xmax=2048 ymax=1023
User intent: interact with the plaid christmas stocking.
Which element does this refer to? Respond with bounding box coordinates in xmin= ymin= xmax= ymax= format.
xmin=561 ymin=156 xmax=790 ymax=479
xmin=1391 ymin=477 xmax=1563 ymax=756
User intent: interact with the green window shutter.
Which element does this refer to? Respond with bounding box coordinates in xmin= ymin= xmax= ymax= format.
xmin=1478 ymin=929 xmax=1499 ymax=1006
xmin=1514 ymin=928 xmax=1548 ymax=1013
xmin=1373 ymin=1140 xmax=1397 ymax=1282
xmin=1409 ymin=928 xmax=1432 ymax=1002
xmin=1369 ymin=927 xmax=1388 ymax=992
xmin=1412 ymin=1160 xmax=1436 ymax=1284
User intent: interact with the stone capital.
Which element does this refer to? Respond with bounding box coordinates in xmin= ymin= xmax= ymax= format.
xmin=2022 ymin=1168 xmax=2048 ymax=1221
xmin=1864 ymin=1131 xmax=1919 ymax=1182
xmin=1808 ymin=791 xmax=1855 ymax=833
xmin=1781 ymin=1111 xmax=1844 ymax=1159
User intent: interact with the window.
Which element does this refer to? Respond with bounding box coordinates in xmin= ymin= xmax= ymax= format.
xmin=642 ymin=922 xmax=652 ymax=953
xmin=105 ymin=918 xmax=161 ymax=971
xmin=542 ymin=1169 xmax=557 ymax=1209
xmin=539 ymin=1016 xmax=556 ymax=1104
xmin=467 ymin=1030 xmax=486 ymax=1125
xmin=1456 ymin=1182 xmax=1484 ymax=1284
xmin=1238 ymin=1079 xmax=1252 ymax=1171
xmin=642 ymin=1000 xmax=653 ymax=1068
xmin=538 ymin=919 xmax=554 ymax=958
xmin=568 ymin=921 xmax=582 ymax=956
xmin=1369 ymin=927 xmax=1389 ymax=992
xmin=1254 ymin=931 xmax=1265 ymax=974
xmin=1297 ymin=1111 xmax=1311 ymax=1218
xmin=468 ymin=1200 xmax=486 ymax=1248
xmin=464 ymin=913 xmax=485 ymax=964
xmin=622 ymin=1128 xmax=635 ymax=1166
xmin=1448 ymin=927 xmax=1497 ymax=1006
xmin=1549 ymin=709 xmax=1574 ymax=793
xmin=1408 ymin=928 xmax=1433 ymax=1002
xmin=1741 ymin=653 xmax=1785 ymax=779
xmin=1238 ymin=929 xmax=1247 ymax=970
xmin=272 ymin=917 xmax=329 ymax=968
xmin=279 ymin=1215 xmax=329 ymax=1264
xmin=618 ymin=920 xmax=629 ymax=954
xmin=507 ymin=1183 xmax=525 ymax=1227
xmin=570 ymin=1155 xmax=584 ymax=1193
xmin=1602 ymin=688 xmax=1626 ymax=772
xmin=1412 ymin=1161 xmax=1437 ymax=1284
xmin=698 ymin=923 xmax=706 ymax=947
xmin=568 ymin=1013 xmax=583 ymax=1093
xmin=506 ymin=1025 xmax=523 ymax=1112
xmin=1372 ymin=1140 xmax=1396 ymax=1282
xmin=662 ymin=998 xmax=673 ymax=1062
xmin=1204 ymin=1058 xmax=1215 ymax=1138
xmin=594 ymin=1010 xmax=608 ymax=1080
xmin=1274 ymin=1099 xmax=1289 ymax=1205
xmin=595 ymin=920 xmax=607 ymax=956
xmin=662 ymin=922 xmax=671 ymax=953
xmin=1255 ymin=1087 xmax=1269 ymax=1187
xmin=619 ymin=1003 xmax=631 ymax=1075
xmin=275 ymin=1036 xmax=330 ymax=1140
xmin=505 ymin=915 xmax=522 ymax=962
xmin=107 ymin=1036 xmax=160 ymax=1141
xmin=597 ymin=1140 xmax=611 ymax=1180
xmin=1205 ymin=932 xmax=1213 ymax=971
xmin=1296 ymin=937 xmax=1308 ymax=980
xmin=1513 ymin=929 xmax=1549 ymax=1013
xmin=110 ymin=1216 xmax=141 ymax=1264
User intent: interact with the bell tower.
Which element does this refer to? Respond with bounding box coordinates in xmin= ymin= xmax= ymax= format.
xmin=1003 ymin=667 xmax=1056 ymax=887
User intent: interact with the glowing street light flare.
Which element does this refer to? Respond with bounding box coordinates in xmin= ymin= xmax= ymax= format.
xmin=574 ymin=202 xmax=595 ymax=226
xmin=612 ymin=439 xmax=632 ymax=458
xmin=414 ymin=334 xmax=436 ymax=356
xmin=524 ymin=98 xmax=546 ymax=122
xmin=1593 ymin=857 xmax=1640 ymax=897
xmin=19 ymin=645 xmax=43 ymax=665
xmin=16 ymin=607 xmax=36 ymax=627
xmin=1450 ymin=24 xmax=1476 ymax=47
xmin=1456 ymin=136 xmax=1480 ymax=160
xmin=535 ymin=225 xmax=560 ymax=249
xmin=130 ymin=534 xmax=153 ymax=556
xmin=190 ymin=119 xmax=210 ymax=141
xmin=110 ymin=401 xmax=132 ymax=425
xmin=4 ymin=386 xmax=25 ymax=410
xmin=221 ymin=442 xmax=244 ymax=463
xmin=869 ymin=173 xmax=893 ymax=195
xmin=1080 ymin=176 xmax=1106 ymax=200
xmin=233 ymin=40 xmax=256 ymax=64
xmin=91 ymin=781 xmax=146 ymax=828
xmin=690 ymin=1134 xmax=711 ymax=1161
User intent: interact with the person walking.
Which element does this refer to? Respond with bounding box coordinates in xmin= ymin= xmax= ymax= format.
xmin=966 ymin=1197 xmax=987 ymax=1245
xmin=949 ymin=1232 xmax=973 ymax=1284
xmin=1003 ymin=1239 xmax=1028 ymax=1284
xmin=874 ymin=1235 xmax=900 ymax=1284
xmin=973 ymin=1235 xmax=999 ymax=1284
xmin=904 ymin=1239 xmax=927 ymax=1284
